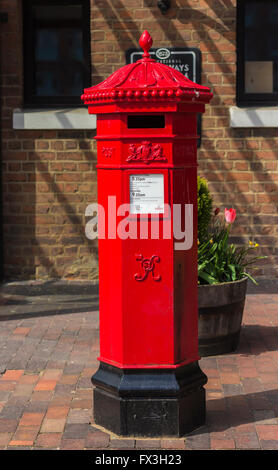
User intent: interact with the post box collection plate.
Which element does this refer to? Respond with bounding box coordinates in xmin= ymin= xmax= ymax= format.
xmin=130 ymin=174 xmax=164 ymax=214
xmin=81 ymin=30 xmax=213 ymax=437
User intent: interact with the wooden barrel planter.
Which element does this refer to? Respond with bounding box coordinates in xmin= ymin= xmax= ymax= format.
xmin=198 ymin=277 xmax=248 ymax=357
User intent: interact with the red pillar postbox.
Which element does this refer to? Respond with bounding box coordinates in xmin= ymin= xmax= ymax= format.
xmin=81 ymin=31 xmax=213 ymax=436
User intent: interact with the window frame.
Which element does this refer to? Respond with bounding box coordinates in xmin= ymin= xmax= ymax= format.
xmin=23 ymin=0 xmax=91 ymax=108
xmin=236 ymin=0 xmax=278 ymax=107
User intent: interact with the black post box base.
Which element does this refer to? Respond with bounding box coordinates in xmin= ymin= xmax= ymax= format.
xmin=91 ymin=361 xmax=207 ymax=437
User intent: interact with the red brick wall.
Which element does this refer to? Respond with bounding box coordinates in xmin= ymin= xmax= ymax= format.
xmin=0 ymin=0 xmax=277 ymax=280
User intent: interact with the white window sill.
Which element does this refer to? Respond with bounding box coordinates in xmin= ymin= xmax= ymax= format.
xmin=230 ymin=106 xmax=278 ymax=128
xmin=13 ymin=107 xmax=96 ymax=130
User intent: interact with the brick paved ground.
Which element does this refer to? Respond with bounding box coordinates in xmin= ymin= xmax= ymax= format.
xmin=0 ymin=281 xmax=278 ymax=450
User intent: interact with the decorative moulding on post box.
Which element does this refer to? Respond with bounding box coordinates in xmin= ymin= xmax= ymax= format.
xmin=81 ymin=31 xmax=212 ymax=108
xmin=127 ymin=142 xmax=167 ymax=164
xmin=229 ymin=106 xmax=278 ymax=128
xmin=134 ymin=254 xmax=161 ymax=282
xmin=13 ymin=107 xmax=96 ymax=130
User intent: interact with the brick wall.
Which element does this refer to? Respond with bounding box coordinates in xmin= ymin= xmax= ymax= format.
xmin=0 ymin=0 xmax=277 ymax=280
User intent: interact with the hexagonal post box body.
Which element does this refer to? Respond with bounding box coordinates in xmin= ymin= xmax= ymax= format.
xmin=82 ymin=31 xmax=213 ymax=437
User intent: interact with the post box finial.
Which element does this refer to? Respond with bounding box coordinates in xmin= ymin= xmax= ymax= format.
xmin=139 ymin=30 xmax=153 ymax=59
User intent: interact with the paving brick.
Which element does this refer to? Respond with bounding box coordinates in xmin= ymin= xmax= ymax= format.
xmin=231 ymin=423 xmax=257 ymax=435
xmin=206 ymin=391 xmax=224 ymax=401
xmin=42 ymin=369 xmax=63 ymax=380
xmin=18 ymin=374 xmax=39 ymax=385
xmin=247 ymin=394 xmax=273 ymax=410
xmin=35 ymin=432 xmax=62 ymax=448
xmin=85 ymin=429 xmax=110 ymax=449
xmin=63 ymin=363 xmax=84 ymax=375
xmin=40 ymin=418 xmax=66 ymax=433
xmin=222 ymin=384 xmax=243 ymax=396
xmin=25 ymin=401 xmax=49 ymax=413
xmin=13 ymin=328 xmax=30 ymax=336
xmin=160 ymin=439 xmax=186 ymax=450
xmin=54 ymin=384 xmax=75 ymax=395
xmin=235 ymin=433 xmax=261 ymax=449
xmin=260 ymin=374 xmax=278 ymax=385
xmin=253 ymin=410 xmax=278 ymax=425
xmin=0 ymin=432 xmax=13 ymax=446
xmin=261 ymin=440 xmax=278 ymax=450
xmin=220 ymin=373 xmax=241 ymax=385
xmin=58 ymin=375 xmax=79 ymax=385
xmin=1 ymin=370 xmax=24 ymax=381
xmin=63 ymin=423 xmax=91 ymax=439
xmin=70 ymin=398 xmax=92 ymax=409
xmin=60 ymin=438 xmax=85 ymax=450
xmin=0 ymin=382 xmax=16 ymax=392
xmin=239 ymin=367 xmax=259 ymax=378
xmin=135 ymin=439 xmax=161 ymax=449
xmin=210 ymin=438 xmax=235 ymax=449
xmin=256 ymin=425 xmax=278 ymax=441
xmin=82 ymin=368 xmax=96 ymax=378
xmin=210 ymin=429 xmax=234 ymax=440
xmin=185 ymin=432 xmax=210 ymax=450
xmin=206 ymin=398 xmax=227 ymax=412
xmin=0 ymin=405 xmax=25 ymax=419
xmin=242 ymin=378 xmax=264 ymax=393
xmin=19 ymin=412 xmax=45 ymax=427
xmin=13 ymin=383 xmax=36 ymax=397
xmin=10 ymin=427 xmax=39 ymax=446
xmin=50 ymin=395 xmax=72 ymax=407
xmin=31 ymin=390 xmax=54 ymax=402
xmin=205 ymin=377 xmax=222 ymax=390
xmin=7 ymin=445 xmax=33 ymax=450
xmin=66 ymin=409 xmax=92 ymax=424
xmin=46 ymin=406 xmax=69 ymax=419
xmin=34 ymin=380 xmax=57 ymax=391
xmin=0 ymin=419 xmax=19 ymax=433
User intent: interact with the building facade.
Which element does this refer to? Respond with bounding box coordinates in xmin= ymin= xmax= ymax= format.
xmin=0 ymin=0 xmax=277 ymax=280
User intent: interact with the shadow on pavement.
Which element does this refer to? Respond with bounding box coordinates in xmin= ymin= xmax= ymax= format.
xmin=239 ymin=325 xmax=278 ymax=355
xmin=0 ymin=281 xmax=99 ymax=321
xmin=186 ymin=388 xmax=278 ymax=437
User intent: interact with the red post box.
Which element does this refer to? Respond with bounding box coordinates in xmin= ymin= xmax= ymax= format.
xmin=81 ymin=31 xmax=213 ymax=436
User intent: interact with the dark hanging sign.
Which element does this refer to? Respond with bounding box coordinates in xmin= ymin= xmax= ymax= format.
xmin=126 ymin=47 xmax=202 ymax=147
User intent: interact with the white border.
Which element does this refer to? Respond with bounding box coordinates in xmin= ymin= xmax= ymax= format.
xmin=13 ymin=107 xmax=96 ymax=130
xmin=229 ymin=106 xmax=278 ymax=128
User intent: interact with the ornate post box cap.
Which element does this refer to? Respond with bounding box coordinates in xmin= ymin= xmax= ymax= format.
xmin=81 ymin=31 xmax=213 ymax=106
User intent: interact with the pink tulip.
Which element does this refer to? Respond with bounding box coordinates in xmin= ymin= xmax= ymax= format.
xmin=225 ymin=208 xmax=236 ymax=224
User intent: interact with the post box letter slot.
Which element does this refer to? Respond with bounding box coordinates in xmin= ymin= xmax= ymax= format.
xmin=127 ymin=114 xmax=165 ymax=128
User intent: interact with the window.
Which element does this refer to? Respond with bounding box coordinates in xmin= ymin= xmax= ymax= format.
xmin=237 ymin=0 xmax=278 ymax=106
xmin=23 ymin=0 xmax=91 ymax=107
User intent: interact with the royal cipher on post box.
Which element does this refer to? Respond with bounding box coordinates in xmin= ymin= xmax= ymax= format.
xmin=81 ymin=31 xmax=213 ymax=437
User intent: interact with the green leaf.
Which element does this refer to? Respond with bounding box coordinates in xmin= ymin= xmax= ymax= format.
xmin=198 ymin=271 xmax=218 ymax=285
xmin=228 ymin=264 xmax=236 ymax=281
xmin=198 ymin=260 xmax=210 ymax=273
xmin=243 ymin=271 xmax=258 ymax=285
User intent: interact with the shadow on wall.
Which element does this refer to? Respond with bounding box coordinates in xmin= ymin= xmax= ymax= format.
xmin=3 ymin=128 xmax=99 ymax=280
